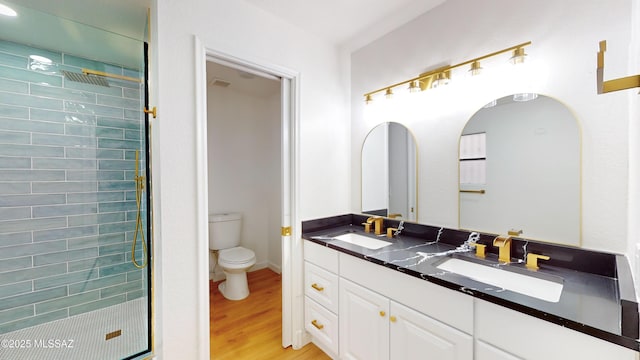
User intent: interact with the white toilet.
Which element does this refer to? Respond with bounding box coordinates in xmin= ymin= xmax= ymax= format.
xmin=209 ymin=213 xmax=256 ymax=300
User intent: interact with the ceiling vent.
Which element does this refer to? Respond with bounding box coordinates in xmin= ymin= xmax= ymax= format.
xmin=209 ymin=78 xmax=231 ymax=87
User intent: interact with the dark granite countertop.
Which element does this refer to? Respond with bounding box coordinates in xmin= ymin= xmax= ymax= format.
xmin=302 ymin=214 xmax=640 ymax=352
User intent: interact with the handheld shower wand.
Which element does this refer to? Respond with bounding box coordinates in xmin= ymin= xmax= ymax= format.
xmin=132 ymin=150 xmax=148 ymax=269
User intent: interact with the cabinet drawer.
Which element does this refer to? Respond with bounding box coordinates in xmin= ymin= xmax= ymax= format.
xmin=305 ymin=296 xmax=339 ymax=356
xmin=305 ymin=262 xmax=339 ymax=313
xmin=304 ymin=240 xmax=338 ymax=273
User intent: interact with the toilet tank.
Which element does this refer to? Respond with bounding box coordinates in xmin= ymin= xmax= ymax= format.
xmin=209 ymin=213 xmax=242 ymax=250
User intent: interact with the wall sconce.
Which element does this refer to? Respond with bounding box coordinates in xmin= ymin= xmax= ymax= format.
xmin=363 ymin=41 xmax=532 ymax=104
xmin=596 ymin=40 xmax=640 ymax=94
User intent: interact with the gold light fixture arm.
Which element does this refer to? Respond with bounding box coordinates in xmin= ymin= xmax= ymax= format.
xmin=597 ymin=40 xmax=640 ymax=94
xmin=363 ymin=41 xmax=531 ymax=99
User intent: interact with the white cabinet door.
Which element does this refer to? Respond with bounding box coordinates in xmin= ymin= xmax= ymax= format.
xmin=390 ymin=301 xmax=473 ymax=360
xmin=340 ymin=278 xmax=390 ymax=360
xmin=476 ymin=340 xmax=523 ymax=360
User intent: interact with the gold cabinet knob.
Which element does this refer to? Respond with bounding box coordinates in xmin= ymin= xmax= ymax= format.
xmin=379 ymin=311 xmax=386 ymax=317
xmin=311 ymin=283 xmax=324 ymax=292
xmin=390 ymin=316 xmax=397 ymax=323
xmin=311 ymin=320 xmax=324 ymax=330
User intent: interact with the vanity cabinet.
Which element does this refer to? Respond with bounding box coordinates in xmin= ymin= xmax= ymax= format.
xmin=339 ymin=276 xmax=473 ymax=360
xmin=475 ymin=299 xmax=638 ymax=360
xmin=304 ymin=241 xmax=340 ymax=358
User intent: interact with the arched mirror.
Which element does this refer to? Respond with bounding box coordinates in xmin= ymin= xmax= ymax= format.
xmin=459 ymin=94 xmax=580 ymax=246
xmin=362 ymin=122 xmax=417 ymax=220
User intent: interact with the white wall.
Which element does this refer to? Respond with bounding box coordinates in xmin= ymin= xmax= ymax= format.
xmin=351 ymin=0 xmax=632 ymax=255
xmin=154 ymin=0 xmax=350 ymax=358
xmin=207 ymin=84 xmax=281 ymax=277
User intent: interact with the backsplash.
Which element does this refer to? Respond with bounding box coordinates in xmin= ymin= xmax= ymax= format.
xmin=0 ymin=39 xmax=145 ymax=333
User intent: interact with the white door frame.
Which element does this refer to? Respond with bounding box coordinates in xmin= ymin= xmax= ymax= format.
xmin=193 ymin=36 xmax=304 ymax=356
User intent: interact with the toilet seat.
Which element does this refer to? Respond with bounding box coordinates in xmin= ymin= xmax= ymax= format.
xmin=219 ymin=246 xmax=255 ymax=264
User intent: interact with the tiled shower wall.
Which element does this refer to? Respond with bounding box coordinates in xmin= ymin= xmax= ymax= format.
xmin=0 ymin=39 xmax=146 ymax=333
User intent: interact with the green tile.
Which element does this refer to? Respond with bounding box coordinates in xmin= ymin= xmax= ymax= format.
xmin=68 ymin=294 xmax=125 ymax=317
xmin=0 ymin=117 xmax=65 ymax=134
xmin=0 ymin=170 xmax=65 ymax=181
xmin=0 ymin=304 xmax=33 ymax=324
xmin=64 ymin=124 xmax=95 ymax=137
xmin=0 ymin=40 xmax=62 ymax=63
xmin=68 ymin=254 xmax=123 ymax=272
xmin=0 ymin=265 xmax=67 ymax=287
xmin=63 ymin=55 xmax=121 ymax=74
xmin=34 ymin=270 xmax=98 ymax=290
xmin=0 ymin=182 xmax=30 ymax=194
xmin=32 ymin=158 xmax=96 ymax=169
xmin=0 ymin=232 xmax=31 ymax=247
xmin=99 ymin=221 xmax=135 ymax=235
xmin=32 ymin=181 xmax=96 ymax=193
xmin=100 ymin=279 xmax=142 ymax=298
xmin=0 ymin=65 xmax=62 ymax=86
xmin=33 ymin=248 xmax=99 ymax=266
xmin=0 ymin=216 xmax=66 ymax=233
xmin=66 ymin=170 xmax=124 ymax=181
xmin=0 ymin=51 xmax=27 ymax=68
xmin=0 ymin=281 xmax=32 ymax=298
xmin=67 ymin=235 xmax=99 ymax=250
xmin=0 ymin=144 xmax=64 ymax=157
xmin=35 ymin=290 xmax=100 ymax=314
xmin=0 ymin=104 xmax=28 ymax=118
xmin=32 ymin=133 xmax=96 ymax=147
xmin=30 ymin=108 xmax=96 ymax=125
xmin=64 ymin=78 xmax=123 ymax=96
xmin=0 ymin=78 xmax=28 ymax=93
xmin=124 ymin=109 xmax=141 ymax=120
xmin=30 ymin=84 xmax=96 ymax=103
xmin=97 ymin=94 xmax=140 ymax=110
xmin=127 ymin=289 xmax=144 ymax=301
xmin=33 ymin=225 xmax=97 ymax=242
xmin=0 ymin=256 xmax=32 ymax=272
xmin=0 ymin=309 xmax=67 ymax=334
xmin=0 ymin=240 xmax=66 ymax=260
xmin=33 ymin=203 xmax=98 ymax=218
xmin=65 ymin=100 xmax=123 ymax=118
xmin=99 ymin=262 xmax=138 ymax=277
xmin=97 ymin=117 xmax=140 ymax=130
xmin=0 ymin=156 xmax=29 ymax=169
xmin=123 ymin=88 xmax=140 ymax=99
xmin=0 ymin=206 xmax=30 ymax=219
xmin=68 ymin=273 xmax=125 ymax=295
xmin=98 ymin=201 xmax=136 ymax=213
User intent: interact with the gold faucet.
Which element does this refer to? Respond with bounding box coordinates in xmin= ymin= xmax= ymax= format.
xmin=364 ymin=216 xmax=384 ymax=235
xmin=493 ymin=235 xmax=512 ymax=263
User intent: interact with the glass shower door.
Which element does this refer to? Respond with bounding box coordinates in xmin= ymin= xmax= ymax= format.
xmin=0 ymin=3 xmax=152 ymax=359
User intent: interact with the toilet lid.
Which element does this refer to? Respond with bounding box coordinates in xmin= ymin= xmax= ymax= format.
xmin=220 ymin=247 xmax=255 ymax=263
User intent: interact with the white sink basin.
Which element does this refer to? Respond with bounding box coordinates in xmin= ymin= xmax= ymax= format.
xmin=437 ymin=258 xmax=563 ymax=302
xmin=333 ymin=233 xmax=392 ymax=250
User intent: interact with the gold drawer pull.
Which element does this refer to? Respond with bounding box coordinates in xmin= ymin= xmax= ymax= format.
xmin=311 ymin=283 xmax=324 ymax=292
xmin=311 ymin=320 xmax=324 ymax=330
xmin=379 ymin=311 xmax=386 ymax=317
xmin=390 ymin=316 xmax=397 ymax=323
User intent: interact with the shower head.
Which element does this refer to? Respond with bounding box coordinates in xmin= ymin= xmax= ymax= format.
xmin=62 ymin=70 xmax=110 ymax=87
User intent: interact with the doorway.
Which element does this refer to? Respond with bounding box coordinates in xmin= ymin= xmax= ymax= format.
xmin=206 ymin=60 xmax=282 ymax=280
xmin=200 ymin=49 xmax=301 ymax=355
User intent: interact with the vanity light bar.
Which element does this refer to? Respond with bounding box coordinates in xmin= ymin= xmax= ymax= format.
xmin=363 ymin=41 xmax=532 ymax=103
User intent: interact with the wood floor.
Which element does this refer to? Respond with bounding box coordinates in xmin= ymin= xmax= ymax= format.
xmin=210 ymin=268 xmax=331 ymax=360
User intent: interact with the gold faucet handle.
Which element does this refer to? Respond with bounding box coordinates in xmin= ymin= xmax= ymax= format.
xmin=362 ymin=222 xmax=372 ymax=233
xmin=388 ymin=213 xmax=402 ymax=219
xmin=474 ymin=244 xmax=486 ymax=258
xmin=526 ymin=253 xmax=550 ymax=270
xmin=386 ymin=227 xmax=398 ymax=238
